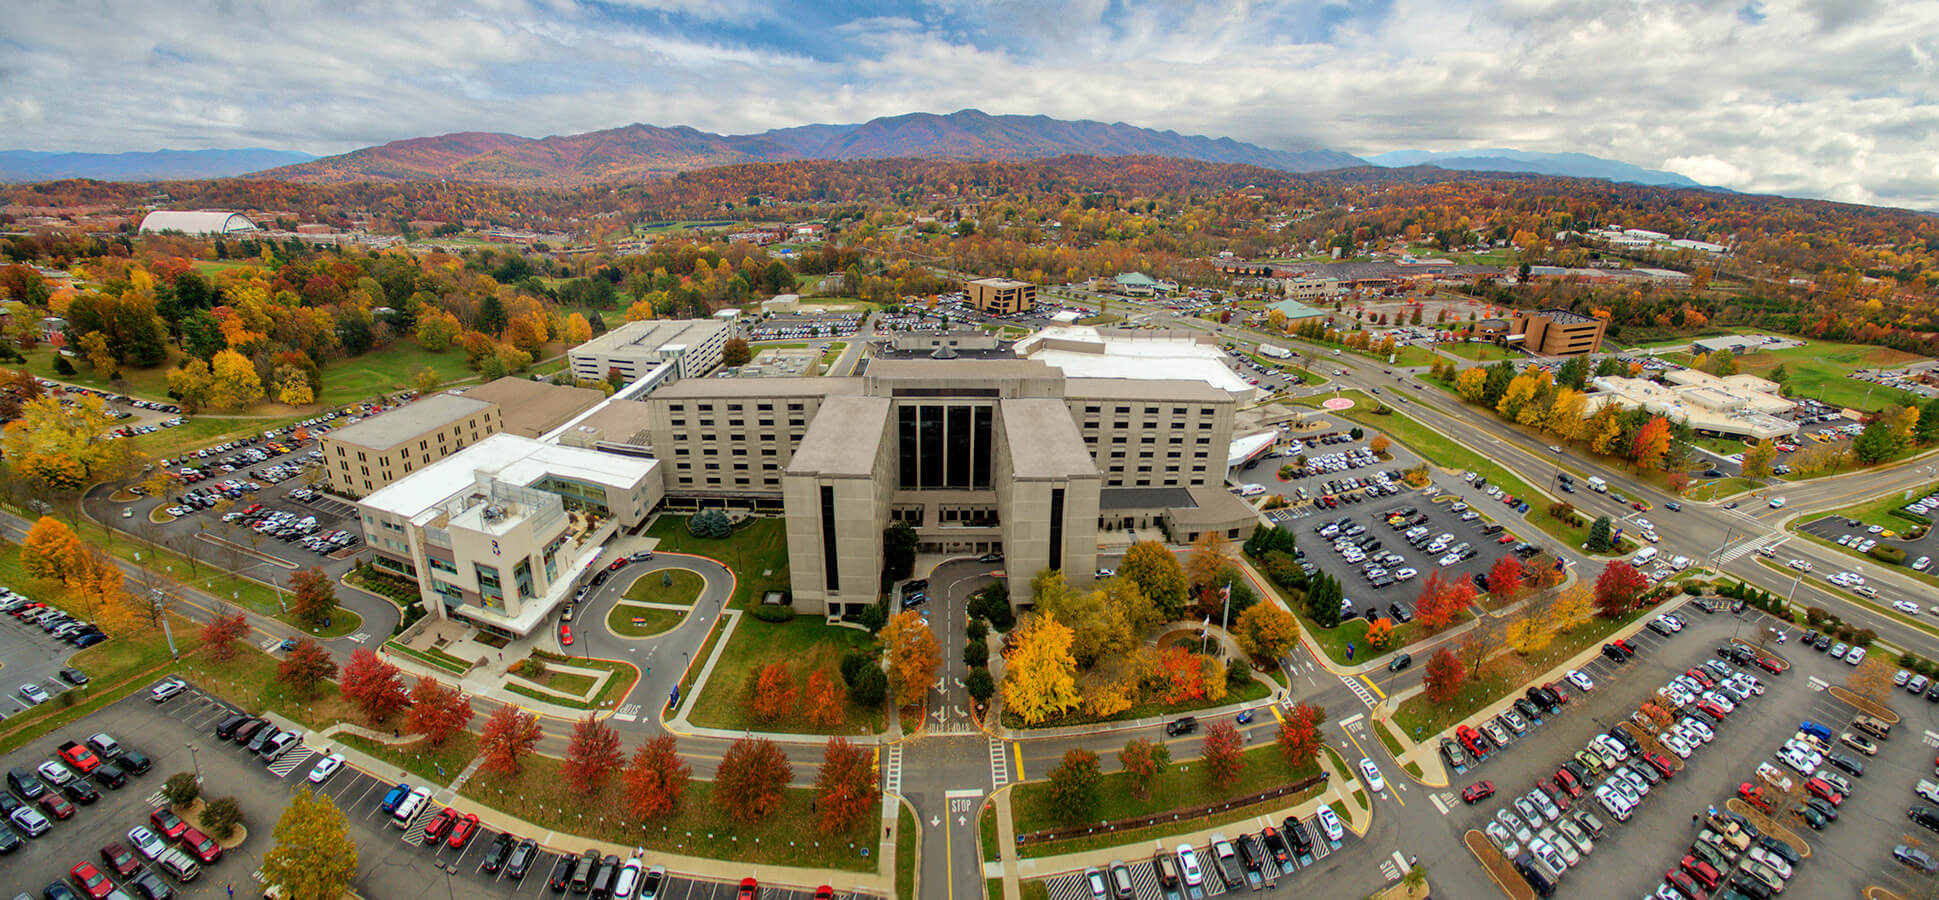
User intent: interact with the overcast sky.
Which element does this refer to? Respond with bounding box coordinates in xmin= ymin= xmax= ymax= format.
xmin=3 ymin=0 xmax=1935 ymax=209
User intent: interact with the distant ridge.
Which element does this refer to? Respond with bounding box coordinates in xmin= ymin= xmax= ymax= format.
xmin=1365 ymin=148 xmax=1701 ymax=188
xmin=256 ymin=109 xmax=1365 ymax=185
xmin=0 ymin=148 xmax=317 ymax=183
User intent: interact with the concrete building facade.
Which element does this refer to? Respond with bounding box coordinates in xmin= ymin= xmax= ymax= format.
xmin=324 ymin=394 xmax=501 ymax=498
xmin=964 ymin=278 xmax=1038 ymax=315
xmin=567 ymin=318 xmax=731 ymax=385
xmin=1507 ymin=308 xmax=1607 ymax=356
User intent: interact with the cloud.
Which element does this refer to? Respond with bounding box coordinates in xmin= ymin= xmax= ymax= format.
xmin=0 ymin=0 xmax=1933 ymax=209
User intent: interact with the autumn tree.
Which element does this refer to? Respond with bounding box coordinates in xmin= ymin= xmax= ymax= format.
xmin=622 ymin=735 xmax=690 ymax=820
xmin=747 ymin=661 xmax=796 ymax=723
xmin=413 ymin=367 xmax=443 ymax=394
xmin=20 ymin=515 xmax=84 ymax=583
xmin=209 ymin=349 xmax=264 ymax=409
xmin=1593 ymin=559 xmax=1650 ymax=616
xmin=1741 ymin=439 xmax=1777 ymax=479
xmin=563 ymin=312 xmax=594 ymax=344
xmin=881 ymin=611 xmax=941 ymax=708
xmin=276 ymin=639 xmax=337 ymax=698
xmin=814 ymin=737 xmax=879 ymax=833
xmin=1119 ymin=738 xmax=1171 ymax=800
xmin=562 ymin=714 xmax=626 ymax=793
xmin=477 ymin=705 xmax=543 ymax=777
xmin=1186 ymin=530 xmax=1234 ymax=590
xmin=1364 ymin=616 xmax=1396 ymax=649
xmin=1505 ymin=612 xmax=1555 ymax=655
xmin=804 ymin=668 xmax=847 ymax=729
xmin=1369 ymin=434 xmax=1391 ymax=456
xmin=1001 ymin=613 xmax=1080 ymax=724
xmin=1045 ymin=748 xmax=1101 ymax=823
xmin=1487 ymin=555 xmax=1525 ymax=603
xmin=2 ymin=395 xmax=137 ymax=493
xmin=260 ymin=789 xmax=358 ymax=900
xmin=1549 ymin=584 xmax=1595 ymax=632
xmin=1421 ymin=648 xmax=1467 ymax=704
xmin=405 ymin=677 xmax=474 ymax=744
xmin=338 ymin=648 xmax=410 ymax=723
xmin=714 ymin=737 xmax=791 ymax=822
xmin=721 ymin=337 xmax=752 ymax=367
xmin=1277 ymin=702 xmax=1323 ymax=769
xmin=1201 ymin=722 xmax=1245 ymax=788
xmin=1631 ymin=416 xmax=1672 ymax=471
xmin=288 ymin=566 xmax=339 ymax=628
xmin=1233 ymin=602 xmax=1299 ymax=661
xmin=199 ymin=611 xmax=250 ymax=660
xmin=1119 ymin=540 xmax=1189 ymax=619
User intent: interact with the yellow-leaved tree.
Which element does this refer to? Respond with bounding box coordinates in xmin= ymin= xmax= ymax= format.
xmin=2 ymin=395 xmax=137 ymax=494
xmin=1001 ymin=613 xmax=1081 ymax=725
xmin=209 ymin=349 xmax=264 ymax=410
xmin=563 ymin=312 xmax=593 ymax=344
xmin=21 ymin=516 xmax=84 ymax=583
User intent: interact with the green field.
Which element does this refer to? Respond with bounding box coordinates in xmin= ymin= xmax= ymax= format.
xmin=607 ymin=604 xmax=685 ymax=638
xmin=21 ymin=341 xmax=479 ymax=409
xmin=622 ymin=568 xmax=705 ymax=606
xmin=1438 ymin=343 xmax=1520 ymax=362
xmin=1665 ymin=337 xmax=1926 ymax=413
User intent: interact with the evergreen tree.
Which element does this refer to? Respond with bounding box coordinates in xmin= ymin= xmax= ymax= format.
xmin=1586 ymin=516 xmax=1614 ymax=553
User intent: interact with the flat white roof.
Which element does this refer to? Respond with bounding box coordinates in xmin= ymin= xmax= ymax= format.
xmin=360 ymin=433 xmax=656 ymax=518
xmin=1227 ymin=431 xmax=1278 ymax=469
xmin=1015 ymin=326 xmax=1255 ymax=396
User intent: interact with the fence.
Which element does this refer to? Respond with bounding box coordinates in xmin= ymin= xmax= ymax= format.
xmin=1016 ymin=772 xmax=1327 ymax=846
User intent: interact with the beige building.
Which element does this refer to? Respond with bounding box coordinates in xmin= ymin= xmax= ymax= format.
xmin=1589 ymin=369 xmax=1796 ymax=440
xmin=322 ymin=379 xmax=606 ymax=498
xmin=965 ymin=277 xmax=1038 ymax=315
xmin=567 ymin=318 xmax=731 ymax=385
xmin=1506 ymin=309 xmax=1608 ymax=356
xmin=454 ymin=378 xmax=606 ymax=438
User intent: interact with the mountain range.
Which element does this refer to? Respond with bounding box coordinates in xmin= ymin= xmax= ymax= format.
xmin=0 ymin=148 xmax=316 ymax=183
xmin=253 ymin=109 xmax=1364 ymax=184
xmin=1365 ymin=148 xmax=1701 ymax=188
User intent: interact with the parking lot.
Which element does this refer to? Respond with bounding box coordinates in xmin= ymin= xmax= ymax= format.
xmin=1038 ymin=809 xmax=1358 ymax=900
xmin=1436 ymin=600 xmax=1934 ymax=899
xmin=0 ymin=588 xmax=89 ymax=718
xmin=1 ymin=683 xmax=871 ymax=899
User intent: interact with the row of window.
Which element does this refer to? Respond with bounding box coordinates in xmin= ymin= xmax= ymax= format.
xmin=668 ymin=401 xmax=807 ymax=413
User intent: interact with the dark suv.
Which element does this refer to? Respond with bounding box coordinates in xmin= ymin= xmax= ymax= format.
xmin=1165 ymin=717 xmax=1198 ymax=737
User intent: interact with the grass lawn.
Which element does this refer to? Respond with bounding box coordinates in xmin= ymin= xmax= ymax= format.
xmin=896 ymin=803 xmax=916 ymax=900
xmin=645 ymin=516 xmax=789 ymax=610
xmin=980 ymin=800 xmax=1000 ymax=863
xmin=1694 ymin=436 xmax=1750 ymax=456
xmin=622 ymin=568 xmax=704 ymax=606
xmin=1685 ymin=477 xmax=1762 ymax=501
xmin=515 ymin=651 xmax=638 ymax=710
xmin=461 ymin=752 xmax=879 ymax=872
xmin=607 ymin=604 xmax=686 ymax=638
xmin=1392 ymin=608 xmax=1647 ymax=740
xmin=335 ymin=732 xmax=480 ymax=785
xmin=687 ymin=615 xmax=884 ymax=735
xmin=315 ymin=344 xmax=478 ymax=407
xmin=125 ymin=413 xmax=309 ymax=460
xmin=1685 ymin=338 xmax=1925 ymax=413
xmin=1439 ymin=343 xmax=1519 ymax=362
xmin=1811 ymin=482 xmax=1939 ymax=533
xmin=1011 ymin=741 xmax=1324 ymax=858
xmin=22 ymin=346 xmax=177 ymax=400
xmin=1001 ymin=677 xmax=1272 ymax=730
xmin=1373 ymin=719 xmax=1406 ymax=757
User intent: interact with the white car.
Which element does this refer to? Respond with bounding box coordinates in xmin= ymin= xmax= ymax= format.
xmin=1787 ymin=559 xmax=1811 ymax=571
xmin=127 ymin=825 xmax=167 ymax=860
xmin=1895 ymin=601 xmax=1923 ymax=615
xmin=1539 ymin=828 xmax=1580 ymax=867
xmin=308 ymin=753 xmax=346 ymax=783
xmin=1566 ymin=669 xmax=1594 ymax=692
xmin=1769 ymin=497 xmax=1786 ymax=508
xmin=1317 ymin=807 xmax=1345 ymax=841
xmin=1438 ymin=553 xmax=1461 ymax=567
xmin=149 ymin=677 xmax=187 ymax=702
xmin=1486 ymin=821 xmax=1521 ymax=858
xmin=1594 ymin=786 xmax=1631 ymax=821
xmin=17 ymin=683 xmax=49 ymax=705
xmin=1655 ymin=614 xmax=1682 ymax=632
xmin=1177 ymin=845 xmax=1203 ymax=886
xmin=1679 ymin=717 xmax=1714 ymax=743
xmin=1845 ymin=646 xmax=1867 ymax=665
xmin=1659 ymin=732 xmax=1692 ymax=759
xmin=1358 ymin=758 xmax=1385 ymax=792
xmin=36 ymin=760 xmax=74 ymax=786
xmin=1394 ymin=568 xmax=1418 ymax=581
xmin=1701 ymin=691 xmax=1735 ymax=714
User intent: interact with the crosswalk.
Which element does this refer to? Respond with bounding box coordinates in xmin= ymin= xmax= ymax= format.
xmin=1716 ymin=534 xmax=1783 ymax=564
xmin=883 ymin=743 xmax=903 ymax=798
xmin=1341 ymin=675 xmax=1377 ymax=708
xmin=1924 ymin=730 xmax=1939 ymax=749
xmin=1428 ymin=790 xmax=1456 ymax=815
xmin=267 ymin=745 xmax=315 ymax=778
xmin=988 ymin=737 xmax=1010 ymax=789
xmin=346 ymin=632 xmax=370 ymax=644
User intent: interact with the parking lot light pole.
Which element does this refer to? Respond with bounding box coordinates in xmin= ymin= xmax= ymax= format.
xmin=186 ymin=742 xmax=202 ymax=785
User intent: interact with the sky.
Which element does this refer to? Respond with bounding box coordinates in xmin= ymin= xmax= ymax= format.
xmin=2 ymin=0 xmax=1936 ymax=209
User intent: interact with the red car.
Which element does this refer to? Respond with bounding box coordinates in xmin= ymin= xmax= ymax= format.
xmin=1644 ymin=752 xmax=1676 ymax=779
xmin=739 ymin=877 xmax=759 ymax=900
xmin=1544 ymin=682 xmax=1570 ymax=705
xmin=179 ymin=826 xmax=222 ymax=863
xmin=447 ymin=813 xmax=480 ymax=849
xmin=1685 ymin=668 xmax=1715 ymax=688
xmin=559 ymin=624 xmax=574 ymax=647
xmin=814 ymin=888 xmax=834 ymax=900
xmin=70 ymin=862 xmax=114 ymax=899
xmin=1461 ymin=780 xmax=1495 ymax=804
xmin=606 ymin=558 xmax=627 ymax=572
xmin=1538 ymin=778 xmax=1572 ymax=811
xmin=422 ymin=807 xmax=460 ymax=845
xmin=151 ymin=807 xmax=188 ymax=839
xmin=100 ymin=843 xmax=140 ymax=877
xmin=39 ymin=792 xmax=75 ymax=820
xmin=1804 ymin=778 xmax=1844 ymax=807
xmin=1665 ymin=868 xmax=1708 ymax=900
xmin=1756 ymin=655 xmax=1788 ymax=674
xmin=1696 ymin=699 xmax=1729 ymax=719
xmin=1680 ymin=855 xmax=1721 ymax=890
xmin=1496 ymin=533 xmax=1517 ymax=544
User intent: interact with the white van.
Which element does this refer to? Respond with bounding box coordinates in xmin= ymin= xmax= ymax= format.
xmin=1586 ymin=476 xmax=1608 ymax=493
xmin=1630 ymin=547 xmax=1659 ymax=566
xmin=391 ymin=786 xmax=433 ymax=828
xmin=1239 ymin=483 xmax=1267 ymax=497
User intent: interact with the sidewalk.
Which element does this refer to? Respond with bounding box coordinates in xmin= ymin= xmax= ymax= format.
xmin=279 ymin=712 xmax=900 ymax=894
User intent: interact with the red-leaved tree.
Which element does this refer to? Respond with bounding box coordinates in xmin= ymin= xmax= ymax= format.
xmin=747 ymin=661 xmax=796 ymax=724
xmin=200 ymin=611 xmax=249 ymax=660
xmin=714 ymin=737 xmax=791 ymax=822
xmin=1119 ymin=738 xmax=1171 ymax=799
xmin=338 ymin=648 xmax=410 ymax=723
xmin=404 ymin=676 xmax=474 ymax=745
xmin=1593 ymin=559 xmax=1650 ymax=616
xmin=1276 ymin=703 xmax=1322 ymax=770
xmin=814 ymin=737 xmax=879 ymax=834
xmin=1423 ymin=648 xmax=1467 ymax=703
xmin=562 ymin=714 xmax=626 ymax=793
xmin=276 ymin=639 xmax=337 ymax=698
xmin=1202 ymin=721 xmax=1245 ymax=788
xmin=477 ymin=705 xmax=543 ymax=776
xmin=804 ymin=668 xmax=847 ymax=729
xmin=1487 ymin=555 xmax=1525 ymax=602
xmin=622 ymin=735 xmax=690 ymax=821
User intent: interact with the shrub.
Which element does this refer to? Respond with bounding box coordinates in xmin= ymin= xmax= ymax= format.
xmin=200 ymin=796 xmax=243 ymax=841
xmin=847 ymin=666 xmax=888 ymax=707
xmin=1851 ymin=628 xmax=1876 ymax=648
xmin=1805 ymin=606 xmax=1829 ymax=626
xmin=749 ymin=604 xmax=795 ymax=623
xmin=687 ymin=508 xmax=732 ymax=538
xmin=1869 ymin=544 xmax=1907 ymax=564
xmin=967 ymin=584 xmax=1015 ymax=631
xmin=1901 ymin=653 xmax=1918 ymax=668
xmin=839 ymin=649 xmax=875 ymax=687
xmin=965 ymin=618 xmax=988 ymax=642
xmin=161 ymin=772 xmax=201 ymax=808
xmin=963 ymin=639 xmax=988 ymax=668
xmin=1225 ymin=657 xmax=1250 ymax=689
xmin=854 ymin=599 xmax=887 ymax=633
xmin=966 ymin=668 xmax=994 ymax=704
xmin=1683 ymin=583 xmax=1704 ymax=596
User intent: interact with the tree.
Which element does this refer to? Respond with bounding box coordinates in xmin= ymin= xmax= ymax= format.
xmin=714 ymin=737 xmax=791 ymax=822
xmin=1487 ymin=556 xmax=1525 ymax=603
xmin=1369 ymin=434 xmax=1391 ymax=456
xmin=1364 ymin=616 xmax=1396 ymax=649
xmin=1201 ymin=722 xmax=1245 ymax=788
xmin=1186 ymin=530 xmax=1234 ymax=590
xmin=20 ymin=515 xmax=83 ymax=583
xmin=1741 ymin=439 xmax=1778 ymax=479
xmin=3 ymin=395 xmax=136 ymax=493
xmin=1119 ymin=738 xmax=1171 ymax=800
xmin=477 ymin=705 xmax=543 ymax=776
xmin=1631 ymin=416 xmax=1672 ymax=470
xmin=405 ymin=676 xmax=474 ymax=744
xmin=561 ymin=714 xmax=626 ymax=793
xmin=804 ymin=668 xmax=847 ymax=729
xmin=338 ymin=648 xmax=410 ymax=723
xmin=881 ymin=522 xmax=918 ymax=588
xmin=882 ymin=611 xmax=941 ymax=708
xmin=1422 ymin=647 xmax=1467 ymax=703
xmin=201 ymin=796 xmax=244 ymax=841
xmin=167 ymin=359 xmax=215 ymax=411
xmin=1593 ymin=559 xmax=1650 ymax=616
xmin=1854 ymin=419 xmax=1901 ymax=463
xmin=288 ymin=567 xmax=339 ymax=628
xmin=277 ymin=639 xmax=338 ymax=698
xmin=261 ymin=789 xmax=358 ymax=899
xmin=1120 ymin=540 xmax=1189 ymax=619
xmin=477 ymin=295 xmax=508 ymax=335
xmin=1549 ymin=584 xmax=1595 ymax=632
xmin=200 ymin=611 xmax=250 ymax=660
xmin=1505 ymin=615 xmax=1555 ymax=655
xmin=1586 ymin=515 xmax=1614 ymax=553
xmin=162 ymin=772 xmax=201 ymax=807
xmin=208 ymin=349 xmax=264 ymax=409
xmin=1045 ymin=748 xmax=1102 ymax=823
xmin=747 ymin=661 xmax=797 ymax=723
xmin=1037 ymin=573 xmax=1154 ymax=668
xmin=814 ymin=737 xmax=879 ymax=833
xmin=1277 ymin=702 xmax=1322 ymax=769
xmin=722 ymin=337 xmax=752 ymax=368
xmin=1233 ymin=602 xmax=1300 ymax=661
xmin=563 ymin=312 xmax=594 ymax=344
xmin=1454 ymin=366 xmax=1488 ymax=402
xmin=1001 ymin=613 xmax=1081 ymax=724
xmin=622 ymin=735 xmax=690 ymax=820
